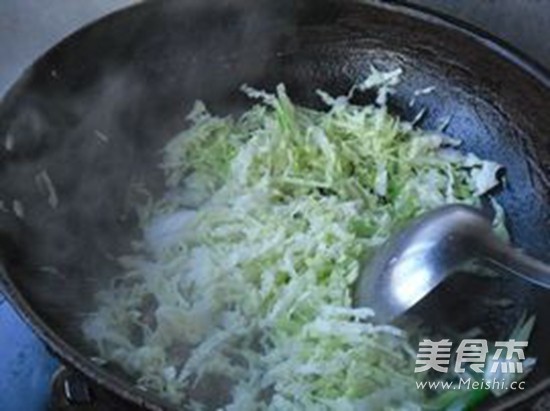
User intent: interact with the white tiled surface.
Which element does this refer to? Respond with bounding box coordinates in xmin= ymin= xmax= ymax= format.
xmin=1 ymin=1 xmax=549 ymax=99
xmin=0 ymin=0 xmax=134 ymax=96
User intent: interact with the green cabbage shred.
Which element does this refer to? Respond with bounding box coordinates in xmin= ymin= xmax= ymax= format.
xmin=83 ymin=69 xmax=516 ymax=410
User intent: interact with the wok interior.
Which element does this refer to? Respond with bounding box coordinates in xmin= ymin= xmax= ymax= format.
xmin=0 ymin=0 xmax=550 ymax=407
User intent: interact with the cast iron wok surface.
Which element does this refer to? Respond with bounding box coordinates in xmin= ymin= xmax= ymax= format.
xmin=1 ymin=0 xmax=550 ymax=409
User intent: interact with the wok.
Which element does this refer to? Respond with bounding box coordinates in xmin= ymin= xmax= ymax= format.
xmin=1 ymin=0 xmax=550 ymax=409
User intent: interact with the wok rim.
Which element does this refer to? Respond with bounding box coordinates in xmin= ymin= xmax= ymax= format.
xmin=1 ymin=0 xmax=549 ymax=409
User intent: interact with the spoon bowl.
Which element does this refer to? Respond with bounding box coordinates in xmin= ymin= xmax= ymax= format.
xmin=355 ymin=204 xmax=550 ymax=322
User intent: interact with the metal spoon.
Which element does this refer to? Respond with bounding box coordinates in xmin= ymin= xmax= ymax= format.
xmin=354 ymin=204 xmax=550 ymax=323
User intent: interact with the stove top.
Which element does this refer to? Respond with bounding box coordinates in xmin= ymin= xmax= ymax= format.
xmin=0 ymin=296 xmax=58 ymax=411
xmin=0 ymin=294 xmax=146 ymax=411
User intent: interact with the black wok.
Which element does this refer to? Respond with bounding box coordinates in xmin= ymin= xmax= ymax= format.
xmin=1 ymin=0 xmax=550 ymax=409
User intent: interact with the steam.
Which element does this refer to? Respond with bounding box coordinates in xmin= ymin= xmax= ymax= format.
xmin=0 ymin=0 xmax=300 ymax=356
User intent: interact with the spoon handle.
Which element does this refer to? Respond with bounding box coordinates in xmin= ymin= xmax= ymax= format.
xmin=483 ymin=245 xmax=550 ymax=289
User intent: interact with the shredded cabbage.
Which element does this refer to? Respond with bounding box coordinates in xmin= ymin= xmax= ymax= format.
xmin=83 ymin=70 xmax=513 ymax=410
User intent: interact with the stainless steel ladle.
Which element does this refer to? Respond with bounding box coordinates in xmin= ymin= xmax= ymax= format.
xmin=355 ymin=204 xmax=550 ymax=322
